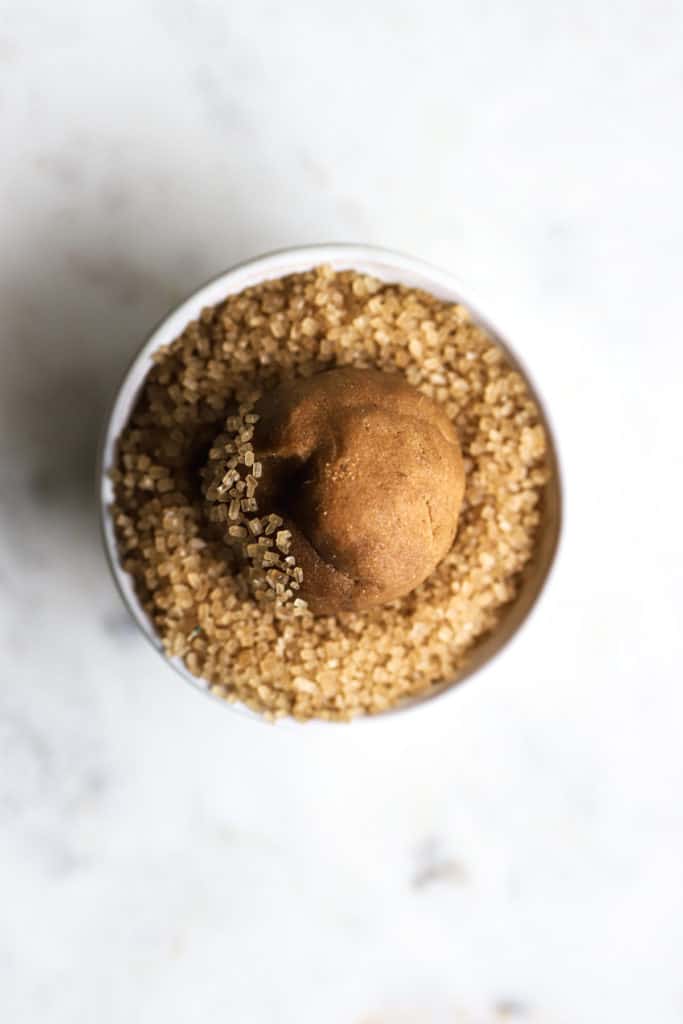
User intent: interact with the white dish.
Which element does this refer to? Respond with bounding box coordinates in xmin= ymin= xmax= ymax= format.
xmin=98 ymin=244 xmax=562 ymax=724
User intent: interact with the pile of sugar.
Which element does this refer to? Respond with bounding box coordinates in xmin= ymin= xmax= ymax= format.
xmin=111 ymin=266 xmax=548 ymax=721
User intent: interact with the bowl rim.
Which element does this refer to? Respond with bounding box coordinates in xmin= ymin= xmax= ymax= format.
xmin=97 ymin=242 xmax=563 ymax=727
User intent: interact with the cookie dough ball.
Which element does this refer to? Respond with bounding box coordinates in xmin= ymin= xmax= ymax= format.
xmin=253 ymin=367 xmax=465 ymax=614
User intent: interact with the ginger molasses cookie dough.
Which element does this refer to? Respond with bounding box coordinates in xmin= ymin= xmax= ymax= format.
xmin=204 ymin=367 xmax=465 ymax=614
xmin=112 ymin=266 xmax=548 ymax=721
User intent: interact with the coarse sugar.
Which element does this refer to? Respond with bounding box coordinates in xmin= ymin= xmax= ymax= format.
xmin=111 ymin=266 xmax=548 ymax=721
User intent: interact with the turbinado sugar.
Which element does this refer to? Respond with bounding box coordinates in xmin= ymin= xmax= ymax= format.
xmin=111 ymin=266 xmax=548 ymax=721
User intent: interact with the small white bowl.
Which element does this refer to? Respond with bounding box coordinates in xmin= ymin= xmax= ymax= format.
xmin=99 ymin=244 xmax=562 ymax=724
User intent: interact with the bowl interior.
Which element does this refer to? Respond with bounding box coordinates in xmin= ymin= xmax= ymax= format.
xmin=100 ymin=244 xmax=561 ymax=722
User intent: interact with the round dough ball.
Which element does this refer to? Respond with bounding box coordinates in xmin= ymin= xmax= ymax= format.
xmin=253 ymin=368 xmax=465 ymax=614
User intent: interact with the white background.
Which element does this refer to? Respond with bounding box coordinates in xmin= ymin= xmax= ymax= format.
xmin=1 ymin=3 xmax=682 ymax=1022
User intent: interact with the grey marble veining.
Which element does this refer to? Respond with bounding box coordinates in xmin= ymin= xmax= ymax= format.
xmin=1 ymin=2 xmax=682 ymax=1022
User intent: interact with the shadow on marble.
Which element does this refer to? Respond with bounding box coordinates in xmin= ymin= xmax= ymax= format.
xmin=1 ymin=218 xmax=259 ymax=565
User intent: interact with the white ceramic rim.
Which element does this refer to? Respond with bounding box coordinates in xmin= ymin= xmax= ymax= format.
xmin=98 ymin=243 xmax=562 ymax=726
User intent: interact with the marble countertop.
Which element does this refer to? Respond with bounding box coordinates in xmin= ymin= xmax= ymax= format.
xmin=1 ymin=2 xmax=682 ymax=1022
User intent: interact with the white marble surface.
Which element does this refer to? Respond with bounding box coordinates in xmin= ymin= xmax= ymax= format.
xmin=1 ymin=2 xmax=682 ymax=1022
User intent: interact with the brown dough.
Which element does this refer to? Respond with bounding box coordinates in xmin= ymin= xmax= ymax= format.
xmin=252 ymin=368 xmax=465 ymax=614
